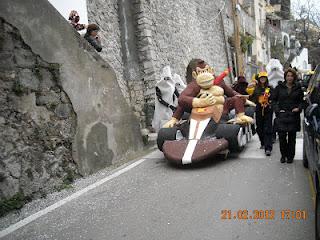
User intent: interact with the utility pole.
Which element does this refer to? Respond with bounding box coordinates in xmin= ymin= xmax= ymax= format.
xmin=232 ymin=0 xmax=244 ymax=76
xmin=219 ymin=10 xmax=232 ymax=81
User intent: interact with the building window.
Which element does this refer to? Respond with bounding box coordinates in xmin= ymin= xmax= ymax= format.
xmin=283 ymin=35 xmax=289 ymax=49
xmin=259 ymin=8 xmax=262 ymax=27
xmin=248 ymin=43 xmax=252 ymax=56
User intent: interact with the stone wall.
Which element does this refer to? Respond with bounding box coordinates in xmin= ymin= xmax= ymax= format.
xmin=86 ymin=0 xmax=129 ymax=103
xmin=148 ymin=0 xmax=233 ymax=80
xmin=87 ymin=0 xmax=147 ymax=126
xmin=0 ymin=18 xmax=79 ymax=202
xmin=87 ymin=0 xmax=235 ymax=127
xmin=0 ymin=0 xmax=144 ymax=206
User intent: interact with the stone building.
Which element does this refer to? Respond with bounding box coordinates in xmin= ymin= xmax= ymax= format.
xmin=290 ymin=48 xmax=311 ymax=71
xmin=266 ymin=0 xmax=300 ymax=67
xmin=238 ymin=0 xmax=260 ymax=79
xmin=269 ymin=0 xmax=291 ymax=20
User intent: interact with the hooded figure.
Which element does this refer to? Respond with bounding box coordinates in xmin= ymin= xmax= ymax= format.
xmin=232 ymin=76 xmax=248 ymax=95
xmin=266 ymin=59 xmax=284 ymax=87
xmin=152 ymin=66 xmax=181 ymax=132
xmin=250 ymin=71 xmax=273 ymax=155
xmin=173 ymin=73 xmax=186 ymax=94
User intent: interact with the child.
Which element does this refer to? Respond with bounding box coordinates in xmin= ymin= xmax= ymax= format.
xmin=68 ymin=10 xmax=86 ymax=31
xmin=249 ymin=71 xmax=273 ymax=156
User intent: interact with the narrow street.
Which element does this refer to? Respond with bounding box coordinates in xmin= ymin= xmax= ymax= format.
xmin=1 ymin=0 xmax=319 ymax=240
xmin=0 ymin=135 xmax=314 ymax=240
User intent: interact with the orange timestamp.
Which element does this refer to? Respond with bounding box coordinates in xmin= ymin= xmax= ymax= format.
xmin=221 ymin=209 xmax=308 ymax=221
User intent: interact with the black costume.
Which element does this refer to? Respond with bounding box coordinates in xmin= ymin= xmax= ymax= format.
xmin=250 ymin=84 xmax=273 ymax=152
xmin=272 ymin=81 xmax=304 ymax=161
xmin=84 ymin=33 xmax=102 ymax=52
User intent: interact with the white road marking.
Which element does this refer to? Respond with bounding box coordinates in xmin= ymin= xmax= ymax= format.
xmin=182 ymin=140 xmax=198 ymax=164
xmin=0 ymin=159 xmax=146 ymax=238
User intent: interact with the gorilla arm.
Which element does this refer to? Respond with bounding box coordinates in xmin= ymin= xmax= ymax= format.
xmin=163 ymin=82 xmax=199 ymax=128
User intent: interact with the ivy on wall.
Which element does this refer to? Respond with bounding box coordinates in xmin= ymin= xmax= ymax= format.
xmin=240 ymin=33 xmax=254 ymax=53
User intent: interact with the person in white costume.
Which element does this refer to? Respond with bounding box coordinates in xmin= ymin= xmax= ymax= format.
xmin=266 ymin=59 xmax=284 ymax=87
xmin=152 ymin=66 xmax=186 ymax=132
xmin=266 ymin=59 xmax=284 ymax=142
xmin=173 ymin=73 xmax=186 ymax=94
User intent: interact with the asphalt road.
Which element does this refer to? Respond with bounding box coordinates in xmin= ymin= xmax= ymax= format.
xmin=0 ymin=135 xmax=315 ymax=240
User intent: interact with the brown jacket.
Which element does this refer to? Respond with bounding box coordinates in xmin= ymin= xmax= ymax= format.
xmin=173 ymin=79 xmax=239 ymax=119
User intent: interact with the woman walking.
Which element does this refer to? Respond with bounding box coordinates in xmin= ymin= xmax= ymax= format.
xmin=272 ymin=68 xmax=304 ymax=163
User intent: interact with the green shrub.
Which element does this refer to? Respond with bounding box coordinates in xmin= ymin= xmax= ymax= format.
xmin=0 ymin=192 xmax=30 ymax=217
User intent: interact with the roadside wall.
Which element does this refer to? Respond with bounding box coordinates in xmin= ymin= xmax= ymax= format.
xmin=0 ymin=0 xmax=143 ymax=201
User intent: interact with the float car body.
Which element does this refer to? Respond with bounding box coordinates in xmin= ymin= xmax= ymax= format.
xmin=157 ymin=105 xmax=255 ymax=165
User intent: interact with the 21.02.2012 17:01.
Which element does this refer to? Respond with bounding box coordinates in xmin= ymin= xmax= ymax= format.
xmin=220 ymin=209 xmax=307 ymax=221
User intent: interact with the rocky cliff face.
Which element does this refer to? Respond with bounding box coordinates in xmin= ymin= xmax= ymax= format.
xmin=0 ymin=18 xmax=79 ymax=207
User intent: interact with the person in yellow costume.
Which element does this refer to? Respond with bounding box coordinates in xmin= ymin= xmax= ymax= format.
xmin=248 ymin=71 xmax=274 ymax=156
xmin=246 ymin=73 xmax=258 ymax=96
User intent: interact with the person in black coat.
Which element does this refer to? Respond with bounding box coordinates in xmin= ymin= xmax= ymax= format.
xmin=249 ymin=71 xmax=273 ymax=156
xmin=272 ymin=68 xmax=304 ymax=163
xmin=84 ymin=24 xmax=102 ymax=52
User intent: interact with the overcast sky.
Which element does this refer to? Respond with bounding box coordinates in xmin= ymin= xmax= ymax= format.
xmin=48 ymin=0 xmax=88 ymax=24
xmin=291 ymin=0 xmax=319 ymax=7
xmin=291 ymin=0 xmax=320 ymax=15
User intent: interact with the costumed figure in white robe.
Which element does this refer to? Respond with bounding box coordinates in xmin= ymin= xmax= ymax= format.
xmin=266 ymin=59 xmax=284 ymax=88
xmin=172 ymin=73 xmax=186 ymax=94
xmin=152 ymin=66 xmax=185 ymax=132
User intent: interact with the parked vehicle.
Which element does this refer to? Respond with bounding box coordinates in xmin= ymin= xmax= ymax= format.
xmin=302 ymin=64 xmax=320 ymax=240
xmin=302 ymin=70 xmax=315 ymax=91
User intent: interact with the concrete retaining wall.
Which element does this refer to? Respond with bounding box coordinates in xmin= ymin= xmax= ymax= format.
xmin=0 ymin=0 xmax=143 ymax=201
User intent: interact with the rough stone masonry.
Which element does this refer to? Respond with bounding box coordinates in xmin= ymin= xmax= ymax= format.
xmin=87 ymin=0 xmax=235 ymax=127
xmin=0 ymin=18 xmax=79 ymax=205
xmin=0 ymin=0 xmax=144 ymax=212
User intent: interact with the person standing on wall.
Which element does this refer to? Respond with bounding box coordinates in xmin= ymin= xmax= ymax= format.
xmin=69 ymin=10 xmax=87 ymax=31
xmin=248 ymin=71 xmax=273 ymax=156
xmin=272 ymin=68 xmax=304 ymax=163
xmin=84 ymin=24 xmax=102 ymax=52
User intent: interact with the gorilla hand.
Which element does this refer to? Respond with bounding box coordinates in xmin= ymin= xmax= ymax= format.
xmin=163 ymin=117 xmax=178 ymax=128
xmin=192 ymin=93 xmax=216 ymax=108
